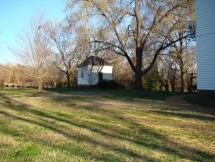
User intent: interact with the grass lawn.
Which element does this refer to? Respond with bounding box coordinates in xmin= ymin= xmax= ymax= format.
xmin=0 ymin=88 xmax=214 ymax=162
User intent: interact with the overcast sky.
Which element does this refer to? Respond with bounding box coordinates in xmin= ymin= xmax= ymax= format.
xmin=0 ymin=0 xmax=66 ymax=64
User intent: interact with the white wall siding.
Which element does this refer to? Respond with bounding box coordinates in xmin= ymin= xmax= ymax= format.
xmin=196 ymin=0 xmax=215 ymax=90
xmin=77 ymin=68 xmax=89 ymax=85
xmin=77 ymin=66 xmax=113 ymax=85
xmin=88 ymin=72 xmax=99 ymax=85
xmin=101 ymin=66 xmax=113 ymax=73
xmin=103 ymin=73 xmax=112 ymax=80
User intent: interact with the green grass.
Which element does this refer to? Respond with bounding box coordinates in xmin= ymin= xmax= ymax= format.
xmin=0 ymin=88 xmax=214 ymax=162
xmin=15 ymin=144 xmax=40 ymax=157
xmin=0 ymin=87 xmax=41 ymax=96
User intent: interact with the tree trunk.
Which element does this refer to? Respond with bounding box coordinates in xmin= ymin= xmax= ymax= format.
xmin=164 ymin=80 xmax=169 ymax=92
xmin=66 ymin=72 xmax=71 ymax=88
xmin=171 ymin=81 xmax=176 ymax=92
xmin=159 ymin=79 xmax=164 ymax=91
xmin=180 ymin=63 xmax=185 ymax=93
xmin=38 ymin=79 xmax=43 ymax=91
xmin=135 ymin=48 xmax=143 ymax=89
xmin=187 ymin=73 xmax=194 ymax=93
xmin=181 ymin=72 xmax=185 ymax=93
xmin=179 ymin=31 xmax=185 ymax=93
xmin=159 ymin=69 xmax=164 ymax=91
xmin=53 ymin=80 xmax=57 ymax=88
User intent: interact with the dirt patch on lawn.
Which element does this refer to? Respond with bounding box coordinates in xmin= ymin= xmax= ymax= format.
xmin=28 ymin=92 xmax=107 ymax=99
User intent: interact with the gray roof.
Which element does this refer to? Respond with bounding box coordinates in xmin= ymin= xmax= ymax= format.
xmin=77 ymin=56 xmax=111 ymax=67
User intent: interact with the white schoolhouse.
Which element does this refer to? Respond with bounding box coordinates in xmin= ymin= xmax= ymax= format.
xmin=77 ymin=56 xmax=113 ymax=86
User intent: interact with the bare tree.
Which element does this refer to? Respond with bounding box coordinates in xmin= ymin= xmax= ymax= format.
xmin=43 ymin=21 xmax=88 ymax=87
xmin=15 ymin=19 xmax=53 ymax=90
xmin=66 ymin=0 xmax=195 ymax=89
xmin=158 ymin=46 xmax=196 ymax=92
xmin=167 ymin=1 xmax=195 ymax=92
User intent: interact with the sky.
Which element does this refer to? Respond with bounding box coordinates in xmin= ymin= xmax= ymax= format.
xmin=0 ymin=0 xmax=66 ymax=64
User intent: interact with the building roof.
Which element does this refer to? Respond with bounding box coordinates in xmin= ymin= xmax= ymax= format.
xmin=77 ymin=56 xmax=111 ymax=67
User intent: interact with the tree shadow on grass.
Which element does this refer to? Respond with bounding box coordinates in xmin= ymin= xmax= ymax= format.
xmin=0 ymin=94 xmax=215 ymax=161
xmin=151 ymin=109 xmax=215 ymax=122
xmin=71 ymin=105 xmax=215 ymax=161
xmin=0 ymin=95 xmax=158 ymax=162
xmin=47 ymin=91 xmax=215 ymax=118
xmin=0 ymin=110 xmax=151 ymax=162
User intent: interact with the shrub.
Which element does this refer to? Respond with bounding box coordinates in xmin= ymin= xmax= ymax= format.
xmin=97 ymin=80 xmax=124 ymax=89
